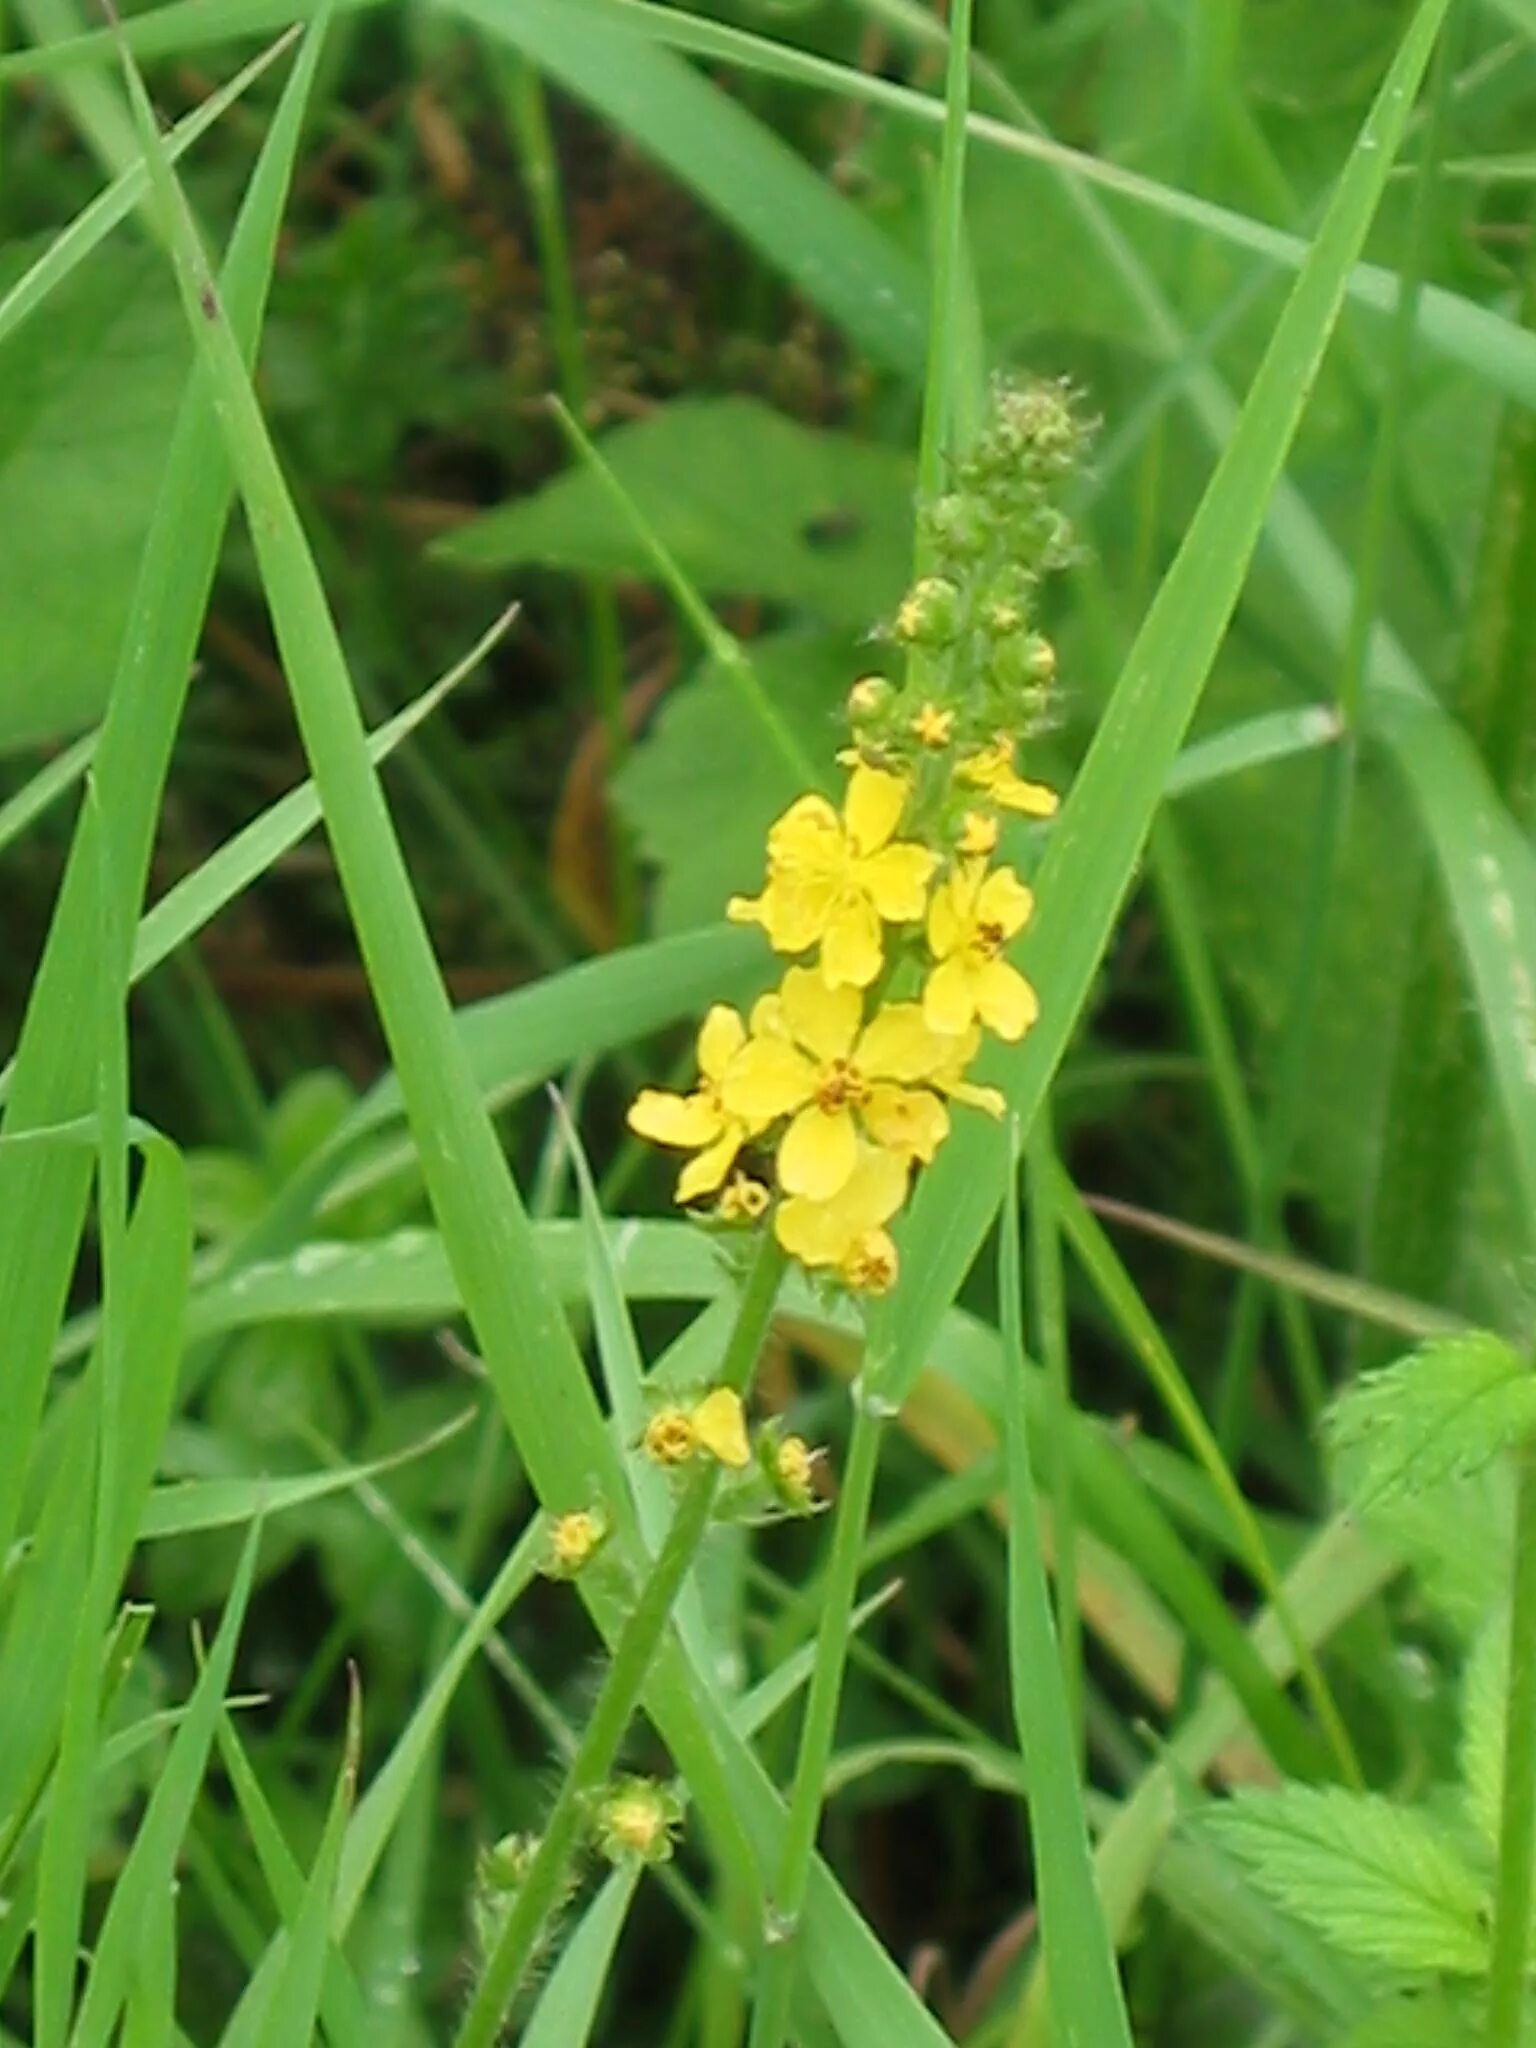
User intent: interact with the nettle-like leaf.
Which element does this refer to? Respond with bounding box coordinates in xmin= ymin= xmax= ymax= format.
xmin=1338 ymin=1987 xmax=1482 ymax=2047
xmin=1201 ymin=1785 xmax=1491 ymax=1976
xmin=1326 ymin=1332 xmax=1536 ymax=1510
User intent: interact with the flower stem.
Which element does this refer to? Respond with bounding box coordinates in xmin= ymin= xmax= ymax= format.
xmin=747 ymin=1392 xmax=886 ymax=2048
xmin=1485 ymin=1437 xmax=1536 ymax=2047
xmin=454 ymin=1232 xmax=784 ymax=2048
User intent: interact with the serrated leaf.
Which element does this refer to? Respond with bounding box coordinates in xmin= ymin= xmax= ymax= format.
xmin=437 ymin=397 xmax=912 ymax=629
xmin=1339 ymin=1989 xmax=1481 ymax=2047
xmin=1202 ymin=1785 xmax=1491 ymax=1975
xmin=1327 ymin=1332 xmax=1536 ymax=1508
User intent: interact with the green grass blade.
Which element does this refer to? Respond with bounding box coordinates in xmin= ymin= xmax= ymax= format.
xmin=999 ymin=1156 xmax=1134 ymax=2048
xmin=0 ymin=17 xmax=323 ymax=1569
xmin=126 ymin=608 xmax=513 ymax=991
xmin=868 ymin=0 xmax=1455 ymax=1406
xmin=138 ymin=1407 xmax=474 ymax=1539
xmin=521 ymin=1865 xmax=642 ymax=2048
xmin=0 ymin=734 xmax=96 ymax=858
xmin=251 ymin=1677 xmax=360 ymax=2048
xmin=67 ymin=1522 xmax=262 ymax=2048
xmin=0 ymin=30 xmax=295 ymax=351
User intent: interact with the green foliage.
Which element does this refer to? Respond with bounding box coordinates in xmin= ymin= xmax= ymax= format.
xmin=1327 ymin=1331 xmax=1536 ymax=1509
xmin=440 ymin=396 xmax=915 ymax=630
xmin=1201 ymin=1784 xmax=1491 ymax=1976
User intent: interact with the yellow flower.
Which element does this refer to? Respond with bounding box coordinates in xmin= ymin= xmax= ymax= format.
xmin=727 ymin=764 xmax=937 ymax=988
xmin=775 ymin=1144 xmax=909 ymax=1291
xmin=957 ymin=737 xmax=1058 ymax=819
xmin=722 ymin=968 xmax=951 ymax=1199
xmin=910 ymin=701 xmax=955 ymax=748
xmin=628 ymin=1005 xmax=754 ymax=1203
xmin=593 ymin=1777 xmax=683 ymax=1866
xmin=764 ymin=1429 xmax=821 ymax=1513
xmin=957 ymin=809 xmax=999 ymax=857
xmin=641 ymin=1390 xmax=751 ymax=1470
xmin=924 ymin=861 xmax=1039 ymax=1041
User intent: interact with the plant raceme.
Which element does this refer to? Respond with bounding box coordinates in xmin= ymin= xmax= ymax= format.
xmin=629 ymin=377 xmax=1088 ymax=1298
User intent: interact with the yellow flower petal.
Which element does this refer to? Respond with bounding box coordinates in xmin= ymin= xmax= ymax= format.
xmin=691 ymin=1388 xmax=751 ymax=1469
xmin=628 ymin=1088 xmax=722 ymax=1149
xmin=974 ymin=959 xmax=1039 ymax=1041
xmin=774 ymin=1195 xmax=854 ymax=1268
xmin=835 ymin=1145 xmax=910 ymax=1231
xmin=779 ymin=966 xmax=861 ymax=1063
xmin=677 ymin=1128 xmax=743 ymax=1203
xmin=862 ymin=1084 xmax=949 ymax=1162
xmin=926 ymin=870 xmax=967 ymax=960
xmin=842 ymin=764 xmax=909 ymax=855
xmin=697 ymin=1004 xmax=746 ymax=1081
xmin=768 ymin=793 xmax=842 ymax=864
xmin=923 ymin=957 xmax=979 ymax=1035
xmin=943 ymin=1075 xmax=1006 ymax=1117
xmin=756 ymin=875 xmax=837 ymax=954
xmin=855 ymin=1002 xmax=949 ymax=1084
xmin=779 ymin=1104 xmax=859 ymax=1200
xmin=995 ymin=772 xmax=1058 ymax=818
xmin=721 ymin=1037 xmax=816 ymax=1124
xmin=858 ymin=841 xmax=938 ymax=922
xmin=976 ymin=865 xmax=1035 ymax=939
xmin=820 ymin=894 xmax=884 ymax=989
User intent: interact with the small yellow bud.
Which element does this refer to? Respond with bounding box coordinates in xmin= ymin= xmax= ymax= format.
xmin=543 ymin=1507 xmax=609 ymax=1579
xmin=718 ymin=1172 xmax=770 ymax=1223
xmin=987 ymin=600 xmax=1025 ymax=636
xmin=847 ymin=675 xmax=890 ymax=720
xmin=957 ymin=810 xmax=1000 ymax=857
xmin=910 ymin=702 xmax=955 ymax=749
xmin=593 ymin=1776 xmax=683 ymax=1866
xmin=643 ymin=1407 xmax=697 ymax=1466
xmin=893 ymin=576 xmax=960 ymax=648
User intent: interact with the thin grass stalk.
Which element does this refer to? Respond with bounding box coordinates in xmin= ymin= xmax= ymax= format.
xmin=1025 ymin=1111 xmax=1083 ymax=1763
xmin=1208 ymin=0 xmax=1459 ymax=1460
xmin=547 ymin=396 xmax=819 ymax=793
xmin=1485 ymin=1437 xmax=1536 ymax=2045
xmin=746 ymin=7 xmax=976 ymax=2038
xmin=745 ymin=1398 xmax=884 ymax=2048
xmin=1000 ymin=1151 xmax=1134 ymax=2048
xmin=455 ymin=1232 xmax=784 ymax=2048
xmin=1050 ymin=1159 xmax=1363 ymax=1787
xmin=500 ymin=55 xmax=636 ymax=937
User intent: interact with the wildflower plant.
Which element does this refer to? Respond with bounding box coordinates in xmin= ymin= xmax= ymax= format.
xmin=628 ymin=378 xmax=1090 ymax=1300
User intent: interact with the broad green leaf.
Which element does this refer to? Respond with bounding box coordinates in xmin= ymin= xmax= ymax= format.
xmin=1326 ymin=1331 xmax=1536 ymax=1507
xmin=1202 ymin=1785 xmax=1491 ymax=1974
xmin=440 ymin=399 xmax=914 ymax=631
xmin=612 ymin=631 xmax=845 ymax=935
xmin=0 ymin=247 xmax=185 ymax=752
xmin=1462 ymin=1612 xmax=1505 ymax=1855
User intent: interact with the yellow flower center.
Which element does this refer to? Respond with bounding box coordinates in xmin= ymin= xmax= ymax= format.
xmin=643 ymin=1409 xmax=697 ymax=1465
xmin=973 ymin=919 xmax=1007 ymax=959
xmin=842 ymin=1235 xmax=897 ymax=1295
xmin=815 ymin=1058 xmax=870 ymax=1114
xmin=606 ymin=1795 xmax=666 ymax=1857
xmin=911 ymin=702 xmax=954 ymax=748
xmin=776 ymin=1436 xmax=814 ymax=1492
